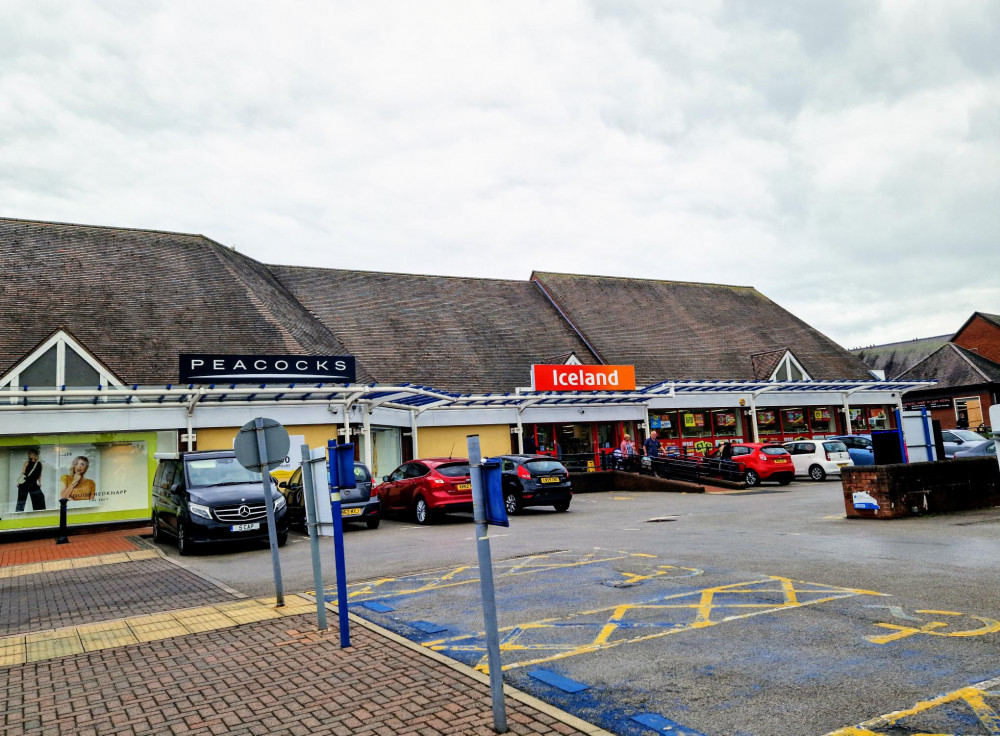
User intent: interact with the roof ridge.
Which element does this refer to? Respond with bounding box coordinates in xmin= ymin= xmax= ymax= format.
xmin=0 ymin=215 xmax=214 ymax=241
xmin=853 ymin=334 xmax=951 ymax=351
xmin=530 ymin=270 xmax=755 ymax=291
xmin=950 ymin=343 xmax=998 ymax=381
xmin=269 ymin=262 xmax=531 ymax=285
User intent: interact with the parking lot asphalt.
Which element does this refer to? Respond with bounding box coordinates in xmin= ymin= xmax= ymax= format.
xmin=159 ymin=479 xmax=1000 ymax=736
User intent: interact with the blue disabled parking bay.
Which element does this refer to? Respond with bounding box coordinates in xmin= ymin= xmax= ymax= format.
xmin=321 ymin=547 xmax=1000 ymax=736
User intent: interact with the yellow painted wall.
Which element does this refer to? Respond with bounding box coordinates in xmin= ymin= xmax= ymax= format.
xmin=417 ymin=424 xmax=513 ymax=459
xmin=195 ymin=425 xmax=341 ymax=452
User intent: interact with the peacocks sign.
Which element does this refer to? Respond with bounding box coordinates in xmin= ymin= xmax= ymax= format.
xmin=179 ymin=354 xmax=355 ymax=384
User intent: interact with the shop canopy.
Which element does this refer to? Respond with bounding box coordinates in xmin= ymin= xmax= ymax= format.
xmin=1 ymin=378 xmax=935 ymax=412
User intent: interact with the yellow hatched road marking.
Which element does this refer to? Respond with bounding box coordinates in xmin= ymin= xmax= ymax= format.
xmin=427 ymin=575 xmax=884 ymax=673
xmin=867 ymin=610 xmax=1000 ymax=644
xmin=826 ymin=675 xmax=1000 ymax=735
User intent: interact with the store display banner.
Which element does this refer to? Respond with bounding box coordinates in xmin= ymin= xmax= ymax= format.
xmin=179 ymin=354 xmax=356 ymax=384
xmin=531 ymin=365 xmax=636 ymax=392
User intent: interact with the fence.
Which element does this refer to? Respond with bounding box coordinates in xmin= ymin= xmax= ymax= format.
xmin=559 ymin=450 xmax=744 ymax=485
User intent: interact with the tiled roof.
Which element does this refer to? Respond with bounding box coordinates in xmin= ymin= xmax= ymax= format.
xmin=267 ymin=266 xmax=599 ymax=392
xmin=531 ymin=272 xmax=872 ymax=382
xmin=852 ymin=335 xmax=951 ymax=379
xmin=0 ymin=218 xmax=368 ymax=384
xmin=896 ymin=343 xmax=1000 ymax=388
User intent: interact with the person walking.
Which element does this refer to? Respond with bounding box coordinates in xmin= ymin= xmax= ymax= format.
xmin=643 ymin=431 xmax=661 ymax=458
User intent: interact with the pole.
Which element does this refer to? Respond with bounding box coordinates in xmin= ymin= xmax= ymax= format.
xmin=300 ymin=444 xmax=327 ymax=630
xmin=254 ymin=417 xmax=284 ymax=606
xmin=467 ymin=435 xmax=508 ymax=733
xmin=56 ymin=498 xmax=69 ymax=544
xmin=328 ymin=440 xmax=351 ymax=648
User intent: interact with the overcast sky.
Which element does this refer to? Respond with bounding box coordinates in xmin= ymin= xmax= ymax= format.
xmin=2 ymin=1 xmax=998 ymax=350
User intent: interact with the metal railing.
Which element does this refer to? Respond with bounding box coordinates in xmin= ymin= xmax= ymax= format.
xmin=560 ymin=450 xmax=744 ymax=485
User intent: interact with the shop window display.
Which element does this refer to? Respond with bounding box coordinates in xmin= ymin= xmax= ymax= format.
xmin=1 ymin=434 xmax=153 ymax=530
xmin=712 ymin=410 xmax=739 ymax=438
xmin=535 ymin=425 xmax=555 ymax=453
xmin=680 ymin=411 xmax=712 ymax=438
xmin=782 ymin=408 xmax=808 ymax=437
xmin=650 ymin=412 xmax=678 ymax=439
xmin=756 ymin=410 xmax=780 ymax=435
xmin=868 ymin=408 xmax=889 ymax=431
xmin=810 ymin=407 xmax=835 ymax=434
xmin=849 ymin=409 xmax=869 ymax=431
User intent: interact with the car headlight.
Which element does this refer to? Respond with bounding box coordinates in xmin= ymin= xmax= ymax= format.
xmin=188 ymin=502 xmax=212 ymax=520
xmin=274 ymin=494 xmax=286 ymax=511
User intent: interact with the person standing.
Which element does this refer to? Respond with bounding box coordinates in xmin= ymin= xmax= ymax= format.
xmin=619 ymin=433 xmax=636 ymax=458
xmin=15 ymin=449 xmax=45 ymax=511
xmin=643 ymin=431 xmax=661 ymax=458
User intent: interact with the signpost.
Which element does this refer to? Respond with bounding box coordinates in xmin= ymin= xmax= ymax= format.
xmin=467 ymin=435 xmax=508 ymax=733
xmin=234 ymin=417 xmax=290 ymax=606
xmin=299 ymin=444 xmax=328 ymax=631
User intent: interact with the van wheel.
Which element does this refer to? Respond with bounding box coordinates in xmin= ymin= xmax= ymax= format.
xmin=744 ymin=469 xmax=760 ymax=487
xmin=414 ymin=497 xmax=432 ymax=525
xmin=504 ymin=491 xmax=521 ymax=515
xmin=177 ymin=520 xmax=192 ymax=556
xmin=809 ymin=465 xmax=827 ymax=481
xmin=151 ymin=513 xmax=161 ymax=543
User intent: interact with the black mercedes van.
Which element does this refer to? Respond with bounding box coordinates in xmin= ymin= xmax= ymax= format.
xmin=151 ymin=450 xmax=288 ymax=555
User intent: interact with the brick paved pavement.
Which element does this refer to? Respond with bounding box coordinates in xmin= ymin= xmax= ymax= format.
xmin=0 ymin=527 xmax=148 ymax=567
xmin=1 ymin=557 xmax=239 ymax=636
xmin=0 ymin=530 xmax=608 ymax=736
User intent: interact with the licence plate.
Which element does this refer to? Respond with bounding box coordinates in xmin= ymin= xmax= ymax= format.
xmin=231 ymin=523 xmax=260 ymax=532
xmin=837 ymin=463 xmax=849 ymax=467
xmin=540 ymin=476 xmax=560 ymax=484
xmin=342 ymin=507 xmax=362 ymax=517
xmin=773 ymin=459 xmax=789 ymax=464
xmin=456 ymin=483 xmax=471 ymax=490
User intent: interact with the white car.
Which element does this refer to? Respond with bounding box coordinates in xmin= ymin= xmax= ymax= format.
xmin=782 ymin=440 xmax=853 ymax=481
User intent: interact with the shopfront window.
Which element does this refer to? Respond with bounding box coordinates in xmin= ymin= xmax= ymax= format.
xmin=649 ymin=412 xmax=678 ymax=439
xmin=595 ymin=423 xmax=617 ymax=451
xmin=712 ymin=410 xmax=739 ymax=438
xmin=810 ymin=407 xmax=835 ymax=434
xmin=868 ymin=408 xmax=889 ymax=431
xmin=1 ymin=434 xmax=154 ymax=529
xmin=535 ymin=425 xmax=554 ymax=453
xmin=782 ymin=408 xmax=808 ymax=438
xmin=756 ymin=410 xmax=780 ymax=435
xmin=680 ymin=411 xmax=712 ymax=438
xmin=849 ymin=409 xmax=869 ymax=431
xmin=558 ymin=424 xmax=592 ymax=456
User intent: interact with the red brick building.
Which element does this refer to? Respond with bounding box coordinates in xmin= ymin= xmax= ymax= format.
xmin=854 ymin=312 xmax=1000 ymax=432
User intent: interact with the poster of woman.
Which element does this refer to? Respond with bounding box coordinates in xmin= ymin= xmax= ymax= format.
xmin=56 ymin=448 xmax=101 ymax=509
xmin=15 ymin=448 xmax=46 ymax=512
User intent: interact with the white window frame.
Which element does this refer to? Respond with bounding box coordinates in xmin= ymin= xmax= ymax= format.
xmin=770 ymin=351 xmax=811 ymax=382
xmin=0 ymin=330 xmax=125 ymax=390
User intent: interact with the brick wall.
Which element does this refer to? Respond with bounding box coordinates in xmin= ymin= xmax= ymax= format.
xmin=953 ymin=315 xmax=1000 ymax=363
xmin=841 ymin=457 xmax=1000 ymax=519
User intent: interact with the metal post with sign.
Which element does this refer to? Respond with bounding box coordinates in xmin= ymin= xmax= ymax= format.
xmin=467 ymin=435 xmax=508 ymax=733
xmin=234 ymin=417 xmax=290 ymax=607
xmin=327 ymin=440 xmax=355 ymax=648
xmin=300 ymin=444 xmax=328 ymax=631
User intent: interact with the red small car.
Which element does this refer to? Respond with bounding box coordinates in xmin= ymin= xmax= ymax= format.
xmin=377 ymin=458 xmax=472 ymax=524
xmin=708 ymin=443 xmax=795 ymax=487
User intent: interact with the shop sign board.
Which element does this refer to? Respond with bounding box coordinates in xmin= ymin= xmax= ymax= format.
xmin=179 ymin=354 xmax=355 ymax=384
xmin=531 ymin=365 xmax=636 ymax=392
xmin=903 ymin=398 xmax=953 ymax=411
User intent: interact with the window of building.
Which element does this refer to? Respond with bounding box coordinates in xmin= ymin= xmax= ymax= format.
xmin=680 ymin=411 xmax=712 ymax=438
xmin=0 ymin=330 xmax=121 ymax=390
xmin=770 ymin=352 xmax=811 ymax=382
xmin=756 ymin=410 xmax=780 ymax=434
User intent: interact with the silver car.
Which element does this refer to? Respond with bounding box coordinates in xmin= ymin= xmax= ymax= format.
xmin=941 ymin=429 xmax=990 ymax=459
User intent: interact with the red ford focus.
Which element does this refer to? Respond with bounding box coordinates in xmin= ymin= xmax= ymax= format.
xmin=377 ymin=458 xmax=472 ymax=524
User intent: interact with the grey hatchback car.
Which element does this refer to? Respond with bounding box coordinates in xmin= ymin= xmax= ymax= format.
xmin=280 ymin=461 xmax=380 ymax=530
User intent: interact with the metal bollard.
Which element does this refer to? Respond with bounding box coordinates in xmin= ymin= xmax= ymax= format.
xmin=56 ymin=498 xmax=69 ymax=544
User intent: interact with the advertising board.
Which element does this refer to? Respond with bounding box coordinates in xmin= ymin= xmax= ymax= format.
xmin=531 ymin=365 xmax=636 ymax=392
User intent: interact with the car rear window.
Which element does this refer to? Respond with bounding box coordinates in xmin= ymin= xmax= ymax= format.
xmin=952 ymin=430 xmax=985 ymax=442
xmin=436 ymin=463 xmax=471 ymax=478
xmin=354 ymin=464 xmax=371 ymax=482
xmin=524 ymin=459 xmax=567 ymax=474
xmin=760 ymin=446 xmax=789 ymax=456
xmin=823 ymin=441 xmax=847 ymax=453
